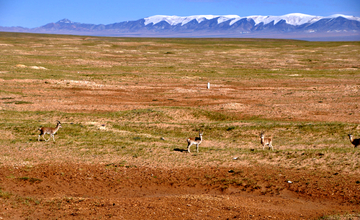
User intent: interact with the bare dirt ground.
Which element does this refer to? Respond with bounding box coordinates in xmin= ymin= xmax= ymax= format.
xmin=3 ymin=76 xmax=360 ymax=123
xmin=1 ymin=163 xmax=359 ymax=219
xmin=0 ymin=35 xmax=360 ymax=219
xmin=1 ymin=77 xmax=359 ymax=219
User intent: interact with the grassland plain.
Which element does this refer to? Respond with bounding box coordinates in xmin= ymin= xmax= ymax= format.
xmin=0 ymin=32 xmax=359 ymax=219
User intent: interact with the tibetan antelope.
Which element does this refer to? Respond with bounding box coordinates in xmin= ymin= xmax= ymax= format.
xmin=348 ymin=134 xmax=360 ymax=148
xmin=260 ymin=133 xmax=274 ymax=151
xmin=38 ymin=121 xmax=62 ymax=142
xmin=187 ymin=131 xmax=203 ymax=153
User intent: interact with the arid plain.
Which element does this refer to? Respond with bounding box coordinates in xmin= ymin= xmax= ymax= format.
xmin=0 ymin=32 xmax=359 ymax=219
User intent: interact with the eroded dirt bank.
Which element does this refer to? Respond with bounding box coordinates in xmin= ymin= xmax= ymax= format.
xmin=1 ymin=163 xmax=359 ymax=219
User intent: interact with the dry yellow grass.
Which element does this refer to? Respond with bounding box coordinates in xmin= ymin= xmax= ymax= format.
xmin=0 ymin=32 xmax=359 ymax=219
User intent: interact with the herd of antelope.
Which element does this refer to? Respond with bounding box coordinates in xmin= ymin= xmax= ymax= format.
xmin=38 ymin=121 xmax=359 ymax=152
xmin=185 ymin=131 xmax=360 ymax=152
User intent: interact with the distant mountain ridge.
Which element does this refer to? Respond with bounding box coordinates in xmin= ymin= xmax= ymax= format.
xmin=144 ymin=14 xmax=360 ymax=26
xmin=1 ymin=13 xmax=359 ymax=41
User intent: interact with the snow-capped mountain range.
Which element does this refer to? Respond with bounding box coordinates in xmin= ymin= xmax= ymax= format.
xmin=144 ymin=13 xmax=360 ymax=26
xmin=1 ymin=13 xmax=359 ymax=41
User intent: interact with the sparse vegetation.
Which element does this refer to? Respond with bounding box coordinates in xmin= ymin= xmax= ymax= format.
xmin=0 ymin=32 xmax=359 ymax=219
xmin=0 ymin=188 xmax=12 ymax=199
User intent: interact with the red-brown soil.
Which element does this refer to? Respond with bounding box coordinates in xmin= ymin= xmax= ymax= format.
xmin=1 ymin=163 xmax=359 ymax=219
xmin=2 ymin=77 xmax=360 ymax=219
xmin=1 ymin=36 xmax=360 ymax=219
xmin=1 ymin=77 xmax=360 ymax=219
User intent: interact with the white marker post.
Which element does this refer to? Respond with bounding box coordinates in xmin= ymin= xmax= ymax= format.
xmin=207 ymin=82 xmax=210 ymax=89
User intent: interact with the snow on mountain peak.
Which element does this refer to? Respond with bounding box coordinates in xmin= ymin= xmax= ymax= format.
xmin=278 ymin=13 xmax=321 ymax=25
xmin=144 ymin=15 xmax=219 ymax=26
xmin=144 ymin=15 xmax=245 ymax=26
xmin=217 ymin=15 xmax=241 ymax=24
xmin=144 ymin=13 xmax=360 ymax=27
xmin=247 ymin=13 xmax=321 ymax=26
xmin=328 ymin=14 xmax=360 ymax=22
xmin=58 ymin=19 xmax=73 ymax=24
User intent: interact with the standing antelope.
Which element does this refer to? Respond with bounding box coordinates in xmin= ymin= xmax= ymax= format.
xmin=348 ymin=134 xmax=360 ymax=148
xmin=187 ymin=131 xmax=203 ymax=153
xmin=260 ymin=133 xmax=274 ymax=151
xmin=38 ymin=121 xmax=62 ymax=142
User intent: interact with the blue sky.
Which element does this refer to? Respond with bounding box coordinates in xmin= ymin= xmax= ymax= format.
xmin=1 ymin=0 xmax=359 ymax=28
